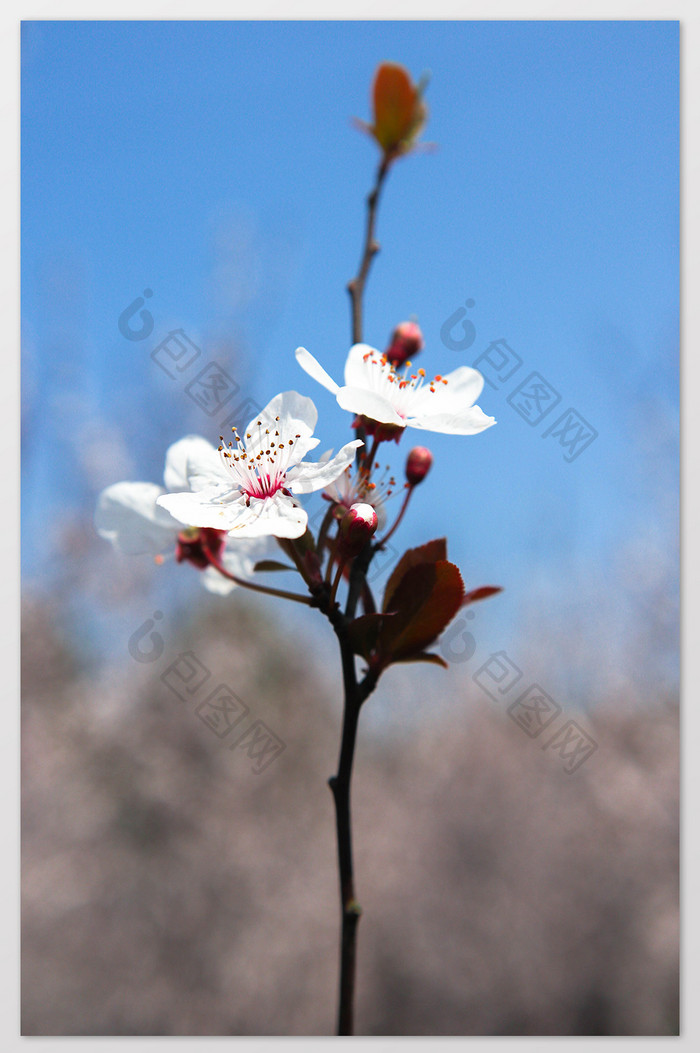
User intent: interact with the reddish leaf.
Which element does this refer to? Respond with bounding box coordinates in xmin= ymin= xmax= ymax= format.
xmin=383 ymin=538 xmax=449 ymax=614
xmin=380 ymin=560 xmax=465 ymax=662
xmin=346 ymin=612 xmax=395 ymax=662
xmin=393 ymin=651 xmax=448 ymax=670
xmin=462 ymin=585 xmax=503 ymax=606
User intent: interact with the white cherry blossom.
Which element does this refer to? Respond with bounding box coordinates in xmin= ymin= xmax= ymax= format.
xmin=321 ymin=462 xmax=394 ymax=530
xmin=156 ymin=391 xmax=362 ymax=540
xmin=95 ymin=436 xmax=269 ymax=594
xmin=295 ymin=343 xmax=496 ymax=435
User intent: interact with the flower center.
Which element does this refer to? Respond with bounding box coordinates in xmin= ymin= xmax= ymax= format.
xmin=361 ymin=349 xmax=449 ymax=417
xmin=323 ymin=463 xmax=396 ymax=525
xmin=218 ymin=417 xmax=303 ymax=502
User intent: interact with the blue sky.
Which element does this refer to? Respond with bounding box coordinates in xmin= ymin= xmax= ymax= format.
xmin=21 ymin=21 xmax=679 ymax=697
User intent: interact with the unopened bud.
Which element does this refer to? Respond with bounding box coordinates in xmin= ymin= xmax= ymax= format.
xmin=385 ymin=320 xmax=424 ymax=366
xmin=339 ymin=502 xmax=378 ymax=555
xmin=405 ymin=446 xmax=433 ymax=486
xmin=360 ymin=62 xmax=429 ymax=161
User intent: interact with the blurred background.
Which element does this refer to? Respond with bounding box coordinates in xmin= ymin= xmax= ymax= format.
xmin=21 ymin=20 xmax=678 ymax=1035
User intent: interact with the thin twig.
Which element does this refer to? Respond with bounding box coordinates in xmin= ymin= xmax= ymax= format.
xmin=328 ymin=151 xmax=393 ymax=1037
xmin=329 ymin=558 xmax=347 ymax=608
xmin=376 ymin=485 xmax=414 ymax=547
xmin=204 ymin=547 xmax=313 ymax=606
xmin=347 ymin=157 xmax=391 ymax=346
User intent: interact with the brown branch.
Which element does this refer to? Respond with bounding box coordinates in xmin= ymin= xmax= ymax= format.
xmin=347 ymin=156 xmax=391 ymax=346
xmin=328 ymin=620 xmax=379 ymax=1036
xmin=326 ymin=150 xmax=394 ymax=1037
xmin=328 ymin=629 xmax=361 ymax=1036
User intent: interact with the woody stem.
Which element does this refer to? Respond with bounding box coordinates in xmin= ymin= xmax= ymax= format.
xmin=329 ymin=147 xmax=393 ymax=1038
xmin=325 ymin=530 xmax=341 ymax=585
xmin=349 ymin=157 xmax=391 ymax=464
xmin=348 ymin=156 xmax=390 ymax=345
xmin=328 ymin=622 xmax=379 ymax=1035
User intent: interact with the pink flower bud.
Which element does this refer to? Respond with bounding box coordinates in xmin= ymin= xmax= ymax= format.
xmin=339 ymin=502 xmax=379 ymax=554
xmin=385 ymin=320 xmax=424 ymax=366
xmin=405 ymin=446 xmax=433 ymax=486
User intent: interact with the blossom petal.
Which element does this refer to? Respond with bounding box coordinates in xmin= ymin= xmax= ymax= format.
xmin=344 ymin=343 xmax=382 ymax=389
xmin=183 ymin=442 xmax=230 ymax=491
xmin=158 ymin=486 xmax=308 ymax=539
xmin=335 ymin=386 xmax=405 ymax=426
xmin=243 ymin=390 xmax=319 ymax=462
xmin=224 ymin=492 xmax=309 ymax=539
xmin=157 ymin=484 xmax=243 ymax=530
xmin=164 ymin=435 xmax=223 ymax=492
xmin=201 ymin=566 xmax=237 ymax=595
xmin=408 ymin=366 xmax=485 ymax=416
xmin=224 ymin=534 xmax=276 ymax=576
xmin=441 ymin=364 xmax=485 ymax=404
xmin=95 ymin=482 xmax=177 ymax=555
xmin=286 ymin=439 xmax=364 ymax=494
xmin=295 ymin=347 xmax=340 ymax=395
xmin=408 ymin=405 xmax=497 ymax=435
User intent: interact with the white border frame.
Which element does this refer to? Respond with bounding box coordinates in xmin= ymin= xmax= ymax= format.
xmin=8 ymin=6 xmax=692 ymax=1049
